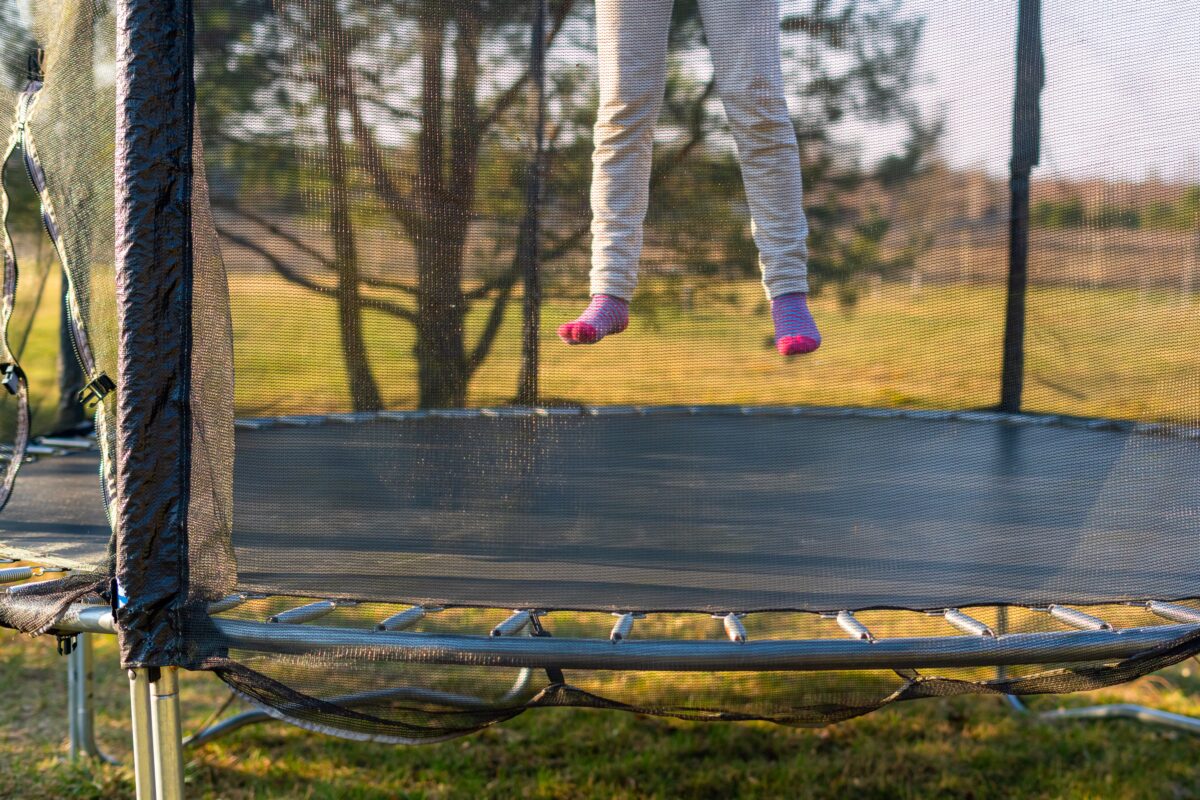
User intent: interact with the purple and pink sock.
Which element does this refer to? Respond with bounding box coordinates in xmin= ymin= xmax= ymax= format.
xmin=558 ymin=294 xmax=629 ymax=345
xmin=558 ymin=291 xmax=819 ymax=355
xmin=771 ymin=292 xmax=821 ymax=356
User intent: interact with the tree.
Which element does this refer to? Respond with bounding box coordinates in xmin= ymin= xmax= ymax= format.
xmin=197 ymin=0 xmax=575 ymax=409
xmin=196 ymin=0 xmax=933 ymax=408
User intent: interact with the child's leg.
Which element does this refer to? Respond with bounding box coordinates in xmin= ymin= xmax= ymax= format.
xmin=589 ymin=0 xmax=673 ymax=301
xmin=562 ymin=0 xmax=673 ymax=345
xmin=699 ymin=0 xmax=819 ymax=354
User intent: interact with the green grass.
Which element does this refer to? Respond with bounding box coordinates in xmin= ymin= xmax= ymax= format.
xmin=8 ymin=273 xmax=1199 ymax=424
xmin=2 ymin=631 xmax=1199 ymax=799
xmin=224 ymin=276 xmax=1200 ymax=423
xmin=3 ymin=277 xmax=1200 ymax=796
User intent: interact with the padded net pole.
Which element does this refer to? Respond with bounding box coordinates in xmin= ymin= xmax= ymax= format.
xmin=112 ymin=0 xmax=196 ymax=666
xmin=998 ymin=0 xmax=1044 ymax=413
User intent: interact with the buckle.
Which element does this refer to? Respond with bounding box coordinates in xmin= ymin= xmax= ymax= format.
xmin=0 ymin=363 xmax=24 ymax=396
xmin=78 ymin=373 xmax=116 ymax=410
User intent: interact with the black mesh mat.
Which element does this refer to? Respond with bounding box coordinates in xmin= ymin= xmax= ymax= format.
xmin=232 ymin=411 xmax=1200 ymax=611
xmin=4 ymin=412 xmax=1199 ymax=613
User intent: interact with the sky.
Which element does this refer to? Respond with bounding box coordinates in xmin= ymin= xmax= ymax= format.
xmin=897 ymin=0 xmax=1200 ymax=182
xmin=12 ymin=0 xmax=1198 ymax=184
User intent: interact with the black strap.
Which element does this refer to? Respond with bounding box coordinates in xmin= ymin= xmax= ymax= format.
xmin=528 ymin=614 xmax=565 ymax=686
xmin=0 ymin=82 xmax=36 ymax=514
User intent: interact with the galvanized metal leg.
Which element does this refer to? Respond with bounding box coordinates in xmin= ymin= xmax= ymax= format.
xmin=1006 ymin=692 xmax=1200 ymax=734
xmin=1030 ymin=703 xmax=1200 ymax=733
xmin=128 ymin=669 xmax=156 ymax=800
xmin=185 ymin=668 xmax=536 ymax=749
xmin=998 ymin=607 xmax=1200 ymax=735
xmin=149 ymin=667 xmax=185 ymax=800
xmin=67 ymin=634 xmax=118 ymax=764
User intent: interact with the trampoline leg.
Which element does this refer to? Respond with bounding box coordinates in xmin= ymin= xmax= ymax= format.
xmin=149 ymin=667 xmax=186 ymax=800
xmin=186 ymin=668 xmax=535 ymax=749
xmin=1005 ymin=694 xmax=1200 ymax=735
xmin=67 ymin=634 xmax=117 ymax=764
xmin=128 ymin=669 xmax=156 ymax=800
xmin=184 ymin=705 xmax=270 ymax=749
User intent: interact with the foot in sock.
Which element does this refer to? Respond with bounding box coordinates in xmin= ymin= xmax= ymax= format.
xmin=772 ymin=292 xmax=821 ymax=356
xmin=558 ymin=295 xmax=629 ymax=345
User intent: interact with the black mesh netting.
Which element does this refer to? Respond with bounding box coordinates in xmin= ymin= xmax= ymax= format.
xmin=2 ymin=0 xmax=1199 ymax=739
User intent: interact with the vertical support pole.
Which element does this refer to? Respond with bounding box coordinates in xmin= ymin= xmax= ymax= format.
xmin=516 ymin=0 xmax=548 ymax=405
xmin=68 ymin=633 xmax=114 ymax=762
xmin=128 ymin=669 xmax=156 ymax=799
xmin=150 ymin=667 xmax=186 ymax=800
xmin=999 ymin=0 xmax=1044 ymax=413
xmin=67 ymin=635 xmax=82 ymax=760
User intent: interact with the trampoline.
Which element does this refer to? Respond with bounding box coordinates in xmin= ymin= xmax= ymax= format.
xmin=2 ymin=0 xmax=1200 ymax=798
xmin=6 ymin=407 xmax=1200 ymax=612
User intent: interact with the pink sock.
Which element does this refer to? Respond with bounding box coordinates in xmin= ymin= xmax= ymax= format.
xmin=558 ymin=295 xmax=629 ymax=345
xmin=772 ymin=293 xmax=821 ymax=356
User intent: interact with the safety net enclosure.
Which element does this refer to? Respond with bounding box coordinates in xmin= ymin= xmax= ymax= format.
xmin=1 ymin=0 xmax=1200 ymax=745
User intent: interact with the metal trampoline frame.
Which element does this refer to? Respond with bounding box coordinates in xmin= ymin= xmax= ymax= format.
xmin=6 ymin=563 xmax=1200 ymax=800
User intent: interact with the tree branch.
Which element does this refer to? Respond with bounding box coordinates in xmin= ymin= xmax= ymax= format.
xmin=218 ymin=228 xmax=417 ymax=322
xmin=467 ymin=272 xmax=518 ymax=375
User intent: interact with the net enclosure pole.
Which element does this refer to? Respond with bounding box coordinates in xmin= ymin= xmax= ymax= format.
xmin=113 ymin=0 xmax=196 ymax=665
xmin=999 ymin=0 xmax=1044 ymax=413
xmin=516 ymin=0 xmax=549 ymax=405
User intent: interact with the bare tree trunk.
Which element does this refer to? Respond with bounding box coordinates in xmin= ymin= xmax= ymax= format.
xmin=413 ymin=6 xmax=471 ymax=408
xmin=415 ymin=234 xmax=469 ymax=408
xmin=319 ymin=32 xmax=382 ymax=412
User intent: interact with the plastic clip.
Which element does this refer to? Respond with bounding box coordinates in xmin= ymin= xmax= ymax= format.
xmin=27 ymin=49 xmax=44 ymax=83
xmin=56 ymin=634 xmax=76 ymax=656
xmin=78 ymin=373 xmax=115 ymax=410
xmin=0 ymin=363 xmax=24 ymax=396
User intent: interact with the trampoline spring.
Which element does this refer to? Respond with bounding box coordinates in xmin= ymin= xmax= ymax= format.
xmin=6 ymin=580 xmax=52 ymax=596
xmin=0 ymin=566 xmax=35 ymax=585
xmin=1046 ymin=605 xmax=1112 ymax=631
xmin=942 ymin=609 xmax=995 ymax=638
xmin=835 ymin=611 xmax=875 ymax=642
xmin=207 ymin=594 xmax=250 ymax=614
xmin=36 ymin=436 xmax=94 ymax=450
xmin=268 ymin=600 xmax=339 ymax=625
xmin=714 ymin=613 xmax=747 ymax=643
xmin=491 ymin=610 xmax=534 ymax=638
xmin=1147 ymin=601 xmax=1200 ymax=626
xmin=377 ymin=606 xmax=441 ymax=632
xmin=609 ymin=613 xmax=643 ymax=643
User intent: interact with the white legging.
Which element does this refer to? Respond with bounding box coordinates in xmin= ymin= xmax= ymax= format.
xmin=590 ymin=0 xmax=810 ymax=301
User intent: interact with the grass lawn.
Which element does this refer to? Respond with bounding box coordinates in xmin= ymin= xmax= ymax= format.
xmin=2 ymin=277 xmax=1199 ymax=797
xmin=225 ymin=276 xmax=1200 ymax=423
xmin=1 ymin=631 xmax=1199 ymax=799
